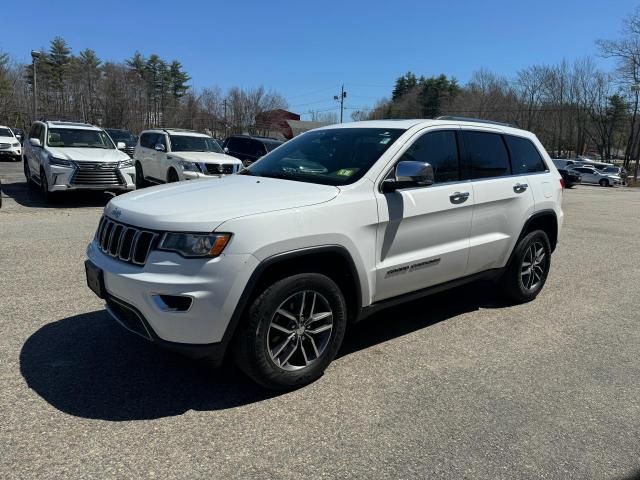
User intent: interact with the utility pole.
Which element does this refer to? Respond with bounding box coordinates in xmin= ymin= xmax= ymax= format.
xmin=334 ymin=84 xmax=347 ymax=123
xmin=223 ymin=98 xmax=228 ymax=136
xmin=31 ymin=50 xmax=42 ymax=121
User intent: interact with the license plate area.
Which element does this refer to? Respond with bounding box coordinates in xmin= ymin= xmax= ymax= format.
xmin=85 ymin=260 xmax=106 ymax=298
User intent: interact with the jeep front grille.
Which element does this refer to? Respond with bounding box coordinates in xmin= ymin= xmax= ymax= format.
xmin=72 ymin=161 xmax=123 ymax=186
xmin=95 ymin=216 xmax=158 ymax=265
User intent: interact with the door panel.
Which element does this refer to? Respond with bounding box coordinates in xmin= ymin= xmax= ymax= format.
xmin=465 ymin=176 xmax=534 ymax=274
xmin=373 ymin=127 xmax=472 ymax=302
xmin=374 ymin=184 xmax=473 ymax=301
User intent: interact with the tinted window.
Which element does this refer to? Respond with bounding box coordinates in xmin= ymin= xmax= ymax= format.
xmin=505 ymin=135 xmax=547 ymax=174
xmin=399 ymin=130 xmax=459 ymax=183
xmin=226 ymin=137 xmax=241 ymax=151
xmin=0 ymin=128 xmax=13 ymax=137
xmin=462 ymin=131 xmax=510 ymax=179
xmin=140 ymin=133 xmax=156 ymax=149
xmin=169 ymin=135 xmax=223 ymax=153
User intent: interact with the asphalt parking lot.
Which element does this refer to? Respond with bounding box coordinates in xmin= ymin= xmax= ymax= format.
xmin=1 ymin=159 xmax=640 ymax=479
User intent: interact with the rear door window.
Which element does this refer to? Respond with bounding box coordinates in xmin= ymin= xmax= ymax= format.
xmin=461 ymin=131 xmax=511 ymax=179
xmin=505 ymin=135 xmax=548 ymax=174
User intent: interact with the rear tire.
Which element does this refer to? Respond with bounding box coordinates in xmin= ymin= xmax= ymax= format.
xmin=500 ymin=230 xmax=551 ymax=303
xmin=234 ymin=273 xmax=347 ymax=390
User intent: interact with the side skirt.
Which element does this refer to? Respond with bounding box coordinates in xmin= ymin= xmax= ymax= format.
xmin=356 ymin=268 xmax=504 ymax=322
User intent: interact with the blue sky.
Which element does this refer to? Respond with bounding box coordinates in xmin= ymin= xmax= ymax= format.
xmin=1 ymin=0 xmax=637 ymax=119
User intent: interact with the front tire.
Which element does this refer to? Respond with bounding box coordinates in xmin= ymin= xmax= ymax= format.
xmin=40 ymin=168 xmax=54 ymax=202
xmin=167 ymin=168 xmax=179 ymax=183
xmin=500 ymin=230 xmax=551 ymax=303
xmin=234 ymin=273 xmax=347 ymax=390
xmin=135 ymin=162 xmax=146 ymax=188
xmin=599 ymin=179 xmax=609 ymax=187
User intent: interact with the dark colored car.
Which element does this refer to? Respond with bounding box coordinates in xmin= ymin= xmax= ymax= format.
xmin=558 ymin=168 xmax=581 ymax=188
xmin=12 ymin=128 xmax=24 ymax=144
xmin=222 ymin=135 xmax=283 ymax=166
xmin=104 ymin=128 xmax=138 ymax=158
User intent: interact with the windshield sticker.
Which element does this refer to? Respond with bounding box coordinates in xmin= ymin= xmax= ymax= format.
xmin=336 ymin=169 xmax=355 ymax=177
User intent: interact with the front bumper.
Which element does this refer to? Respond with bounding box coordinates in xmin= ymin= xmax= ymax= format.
xmin=49 ymin=165 xmax=136 ymax=191
xmin=86 ymin=240 xmax=258 ymax=347
xmin=0 ymin=147 xmax=21 ymax=158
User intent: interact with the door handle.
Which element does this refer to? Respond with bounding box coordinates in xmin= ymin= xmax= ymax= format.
xmin=449 ymin=191 xmax=470 ymax=204
xmin=513 ymin=183 xmax=529 ymax=193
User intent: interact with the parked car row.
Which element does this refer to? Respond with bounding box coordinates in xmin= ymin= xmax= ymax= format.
xmin=552 ymin=159 xmax=624 ymax=187
xmin=19 ymin=120 xmax=287 ymax=201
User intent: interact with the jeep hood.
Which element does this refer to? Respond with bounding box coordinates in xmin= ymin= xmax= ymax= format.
xmin=47 ymin=147 xmax=130 ymax=162
xmin=107 ymin=175 xmax=340 ymax=231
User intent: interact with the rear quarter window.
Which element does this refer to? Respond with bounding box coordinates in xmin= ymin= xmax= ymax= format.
xmin=505 ymin=135 xmax=548 ymax=174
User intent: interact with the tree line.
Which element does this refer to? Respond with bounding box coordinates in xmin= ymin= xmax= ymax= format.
xmin=0 ymin=36 xmax=287 ymax=138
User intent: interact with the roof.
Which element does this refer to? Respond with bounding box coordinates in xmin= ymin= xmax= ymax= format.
xmin=142 ymin=128 xmax=210 ymax=137
xmin=314 ymin=119 xmax=533 ymax=137
xmin=42 ymin=120 xmax=100 ymax=131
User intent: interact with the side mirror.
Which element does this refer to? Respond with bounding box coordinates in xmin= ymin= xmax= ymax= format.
xmin=223 ymin=147 xmax=229 ymax=154
xmin=29 ymin=138 xmax=42 ymax=148
xmin=16 ymin=134 xmax=22 ymax=141
xmin=383 ymin=161 xmax=434 ymax=192
xmin=154 ymin=143 xmax=166 ymax=152
xmin=116 ymin=141 xmax=126 ymax=150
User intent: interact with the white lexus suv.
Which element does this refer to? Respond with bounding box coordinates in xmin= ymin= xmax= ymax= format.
xmin=133 ymin=129 xmax=242 ymax=186
xmin=23 ymin=121 xmax=135 ymax=201
xmin=85 ymin=118 xmax=564 ymax=389
xmin=0 ymin=125 xmax=22 ymax=161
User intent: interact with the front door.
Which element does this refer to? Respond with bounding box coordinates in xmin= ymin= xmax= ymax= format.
xmin=373 ymin=128 xmax=473 ymax=302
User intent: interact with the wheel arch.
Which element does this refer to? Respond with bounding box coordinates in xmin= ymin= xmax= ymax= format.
xmin=217 ymin=246 xmax=363 ymax=364
xmin=517 ymin=209 xmax=558 ymax=254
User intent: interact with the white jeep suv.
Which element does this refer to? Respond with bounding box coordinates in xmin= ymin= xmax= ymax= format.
xmin=85 ymin=118 xmax=564 ymax=389
xmin=23 ymin=121 xmax=135 ymax=201
xmin=0 ymin=126 xmax=22 ymax=161
xmin=133 ymin=129 xmax=242 ymax=186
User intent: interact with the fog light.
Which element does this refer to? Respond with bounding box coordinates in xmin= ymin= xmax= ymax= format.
xmin=152 ymin=294 xmax=193 ymax=312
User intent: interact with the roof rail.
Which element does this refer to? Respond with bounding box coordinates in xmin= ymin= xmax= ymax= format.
xmin=42 ymin=118 xmax=96 ymax=127
xmin=435 ymin=116 xmax=515 ymax=128
xmin=162 ymin=128 xmax=200 ymax=134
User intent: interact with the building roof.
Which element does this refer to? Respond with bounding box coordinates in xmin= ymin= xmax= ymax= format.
xmin=286 ymin=120 xmax=333 ymax=136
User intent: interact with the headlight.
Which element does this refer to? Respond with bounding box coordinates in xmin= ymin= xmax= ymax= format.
xmin=48 ymin=155 xmax=73 ymax=167
xmin=159 ymin=232 xmax=231 ymax=258
xmin=178 ymin=160 xmax=201 ymax=172
xmin=11 ymin=142 xmax=19 ymax=147
xmin=118 ymin=158 xmax=134 ymax=168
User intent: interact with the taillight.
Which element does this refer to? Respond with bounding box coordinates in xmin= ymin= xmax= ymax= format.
xmin=560 ymin=178 xmax=565 ymax=189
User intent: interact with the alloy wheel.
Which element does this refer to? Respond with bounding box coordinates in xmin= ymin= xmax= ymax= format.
xmin=267 ymin=290 xmax=334 ymax=371
xmin=520 ymin=241 xmax=546 ymax=291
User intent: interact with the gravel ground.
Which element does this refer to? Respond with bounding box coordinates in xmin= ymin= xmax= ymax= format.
xmin=1 ymin=160 xmax=640 ymax=479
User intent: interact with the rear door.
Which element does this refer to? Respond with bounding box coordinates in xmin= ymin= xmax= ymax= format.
xmin=504 ymin=134 xmax=557 ymax=215
xmin=373 ymin=127 xmax=474 ymax=302
xmin=461 ymin=129 xmax=534 ymax=275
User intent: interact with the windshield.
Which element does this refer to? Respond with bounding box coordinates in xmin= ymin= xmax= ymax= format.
xmin=0 ymin=128 xmax=14 ymax=137
xmin=47 ymin=128 xmax=115 ymax=149
xmin=169 ymin=135 xmax=223 ymax=153
xmin=241 ymin=128 xmax=404 ymax=186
